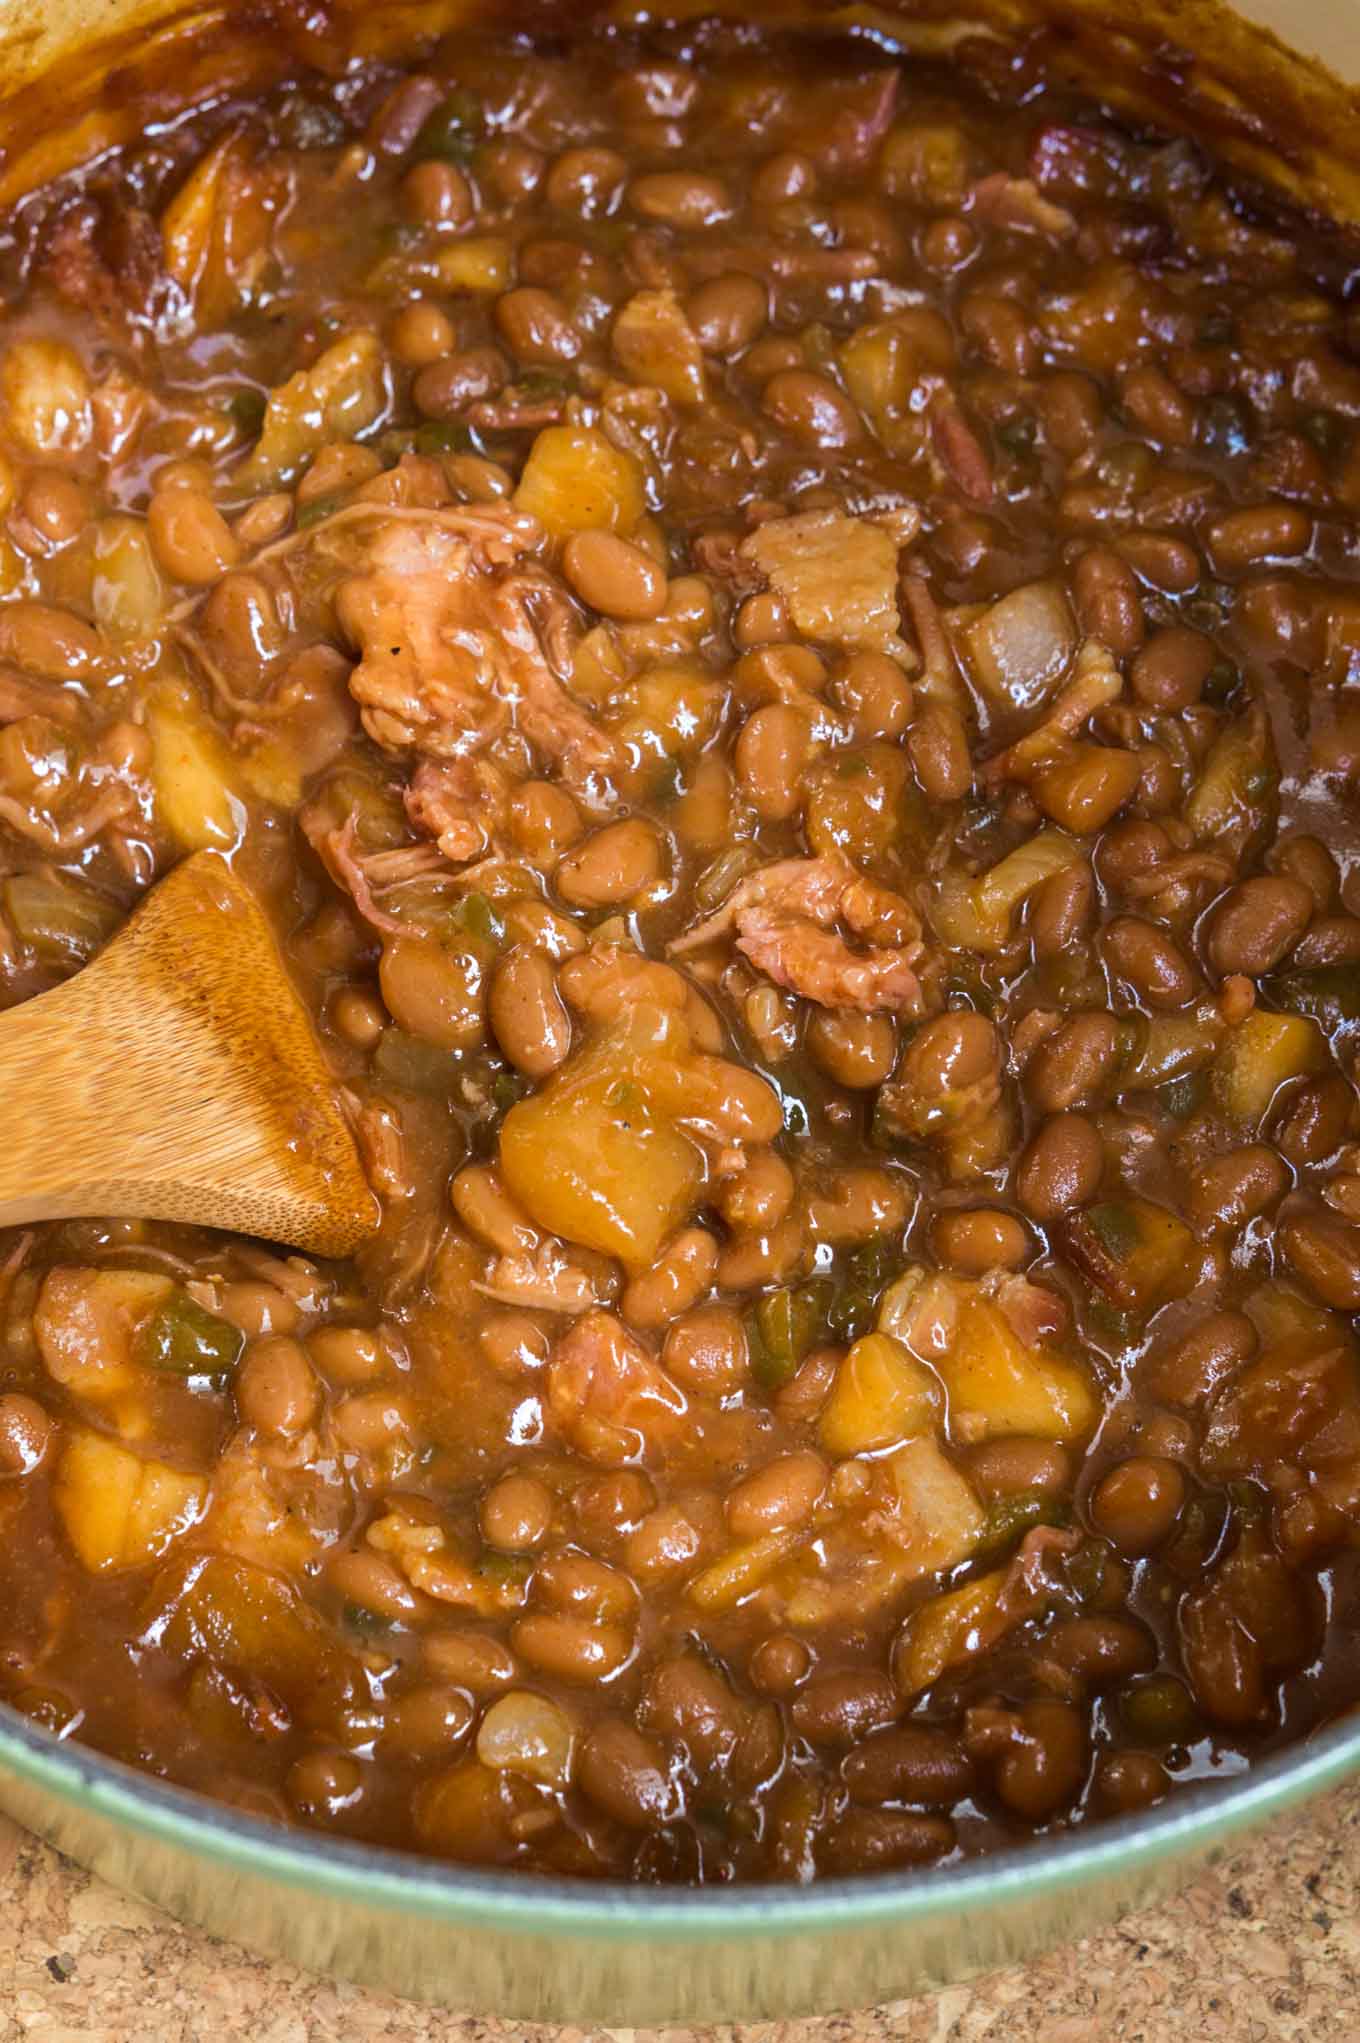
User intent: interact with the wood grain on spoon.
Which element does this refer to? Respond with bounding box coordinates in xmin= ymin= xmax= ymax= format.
xmin=0 ymin=851 xmax=378 ymax=1256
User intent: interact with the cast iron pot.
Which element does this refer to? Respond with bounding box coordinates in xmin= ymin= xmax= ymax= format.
xmin=0 ymin=0 xmax=1358 ymax=2019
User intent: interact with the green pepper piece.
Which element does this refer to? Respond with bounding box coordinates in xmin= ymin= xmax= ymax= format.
xmin=1301 ymin=410 xmax=1347 ymax=459
xmin=225 ymin=388 xmax=267 ymax=441
xmin=412 ymin=88 xmax=485 ymax=165
xmin=828 ymin=1239 xmax=899 ymax=1343
xmin=372 ymin=1027 xmax=454 ymax=1094
xmin=1118 ymin=1674 xmax=1198 ymax=1745
xmin=976 ymin=1490 xmax=1070 ymax=1562
xmin=138 ymin=1293 xmax=244 ymax=1382
xmin=2 ymin=872 xmax=122 ymax=967
xmin=1268 ymin=964 xmax=1360 ymax=1035
xmin=1064 ymin=1535 xmax=1119 ymax=1609
xmin=296 ymin=490 xmax=350 ymax=529
xmin=1159 ymin=1070 xmax=1208 ymax=1120
xmin=996 ymin=413 xmax=1037 ymax=456
xmin=492 ymin=1069 xmax=531 ymax=1115
xmin=750 ymin=1281 xmax=834 ymax=1390
xmin=453 ymin=891 xmax=505 ymax=945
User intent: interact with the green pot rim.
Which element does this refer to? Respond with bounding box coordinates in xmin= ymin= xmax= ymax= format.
xmin=0 ymin=1698 xmax=1355 ymax=1937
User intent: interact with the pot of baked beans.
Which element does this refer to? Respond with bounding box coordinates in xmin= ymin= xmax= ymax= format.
xmin=0 ymin=0 xmax=1355 ymax=2018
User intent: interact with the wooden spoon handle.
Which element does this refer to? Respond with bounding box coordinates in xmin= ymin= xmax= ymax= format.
xmin=0 ymin=855 xmax=377 ymax=1257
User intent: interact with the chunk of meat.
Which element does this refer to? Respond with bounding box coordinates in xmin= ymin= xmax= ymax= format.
xmin=740 ymin=511 xmax=915 ymax=659
xmin=334 ymin=510 xmax=617 ymax=785
xmin=547 ymin=1308 xmax=688 ymax=1464
xmin=43 ymin=196 xmax=170 ymax=341
xmin=404 ymin=757 xmax=510 ymax=863
xmin=670 ymin=853 xmax=927 ymax=1014
xmin=474 ymin=1241 xmax=608 ymax=1314
xmin=815 ymin=67 xmax=900 ymax=178
xmin=318 ymin=815 xmax=446 ymax=936
xmin=902 ymin=574 xmax=966 ymax=709
xmin=981 ymin=638 xmax=1123 ymax=786
xmin=970 ymin=171 xmax=1077 ymax=238
xmin=930 ymin=394 xmax=993 ymax=505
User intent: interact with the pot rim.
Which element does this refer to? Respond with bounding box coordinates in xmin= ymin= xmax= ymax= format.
xmin=1 ymin=1694 xmax=1356 ymax=1933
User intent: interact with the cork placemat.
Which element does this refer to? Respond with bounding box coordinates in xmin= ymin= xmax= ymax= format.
xmin=1 ymin=1778 xmax=1358 ymax=2040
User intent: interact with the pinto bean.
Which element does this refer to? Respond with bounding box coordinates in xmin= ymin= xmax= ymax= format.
xmin=762 ymin=370 xmax=862 ymax=449
xmin=563 ymin=531 xmax=667 ymax=620
xmin=1147 ymin=1308 xmax=1258 ymax=1409
xmin=579 ymin=1721 xmax=679 ymax=1827
xmin=489 ymin=949 xmax=571 ymax=1078
xmin=1205 ymin=876 xmax=1313 ymax=976
xmin=686 ymin=273 xmax=768 ymax=355
xmin=1025 ymin=1014 xmax=1122 ymax=1112
xmin=736 ymin=702 xmax=812 ymax=821
xmin=148 ymin=487 xmax=240 ymax=584
xmin=843 ymin=1726 xmax=974 ymax=1807
xmin=629 ymin=171 xmax=733 ymax=228
xmin=964 ymin=1436 xmax=1069 ymax=1499
xmin=725 ymin=1452 xmax=827 ymax=1538
xmin=1073 ymin=546 xmax=1144 ymax=655
xmin=1282 ymin=1209 xmax=1360 ymax=1307
xmin=494 ymin=288 xmax=581 ymax=365
xmin=0 ymin=1394 xmax=51 ymax=1474
xmin=907 ymin=701 xmax=972 ymax=800
xmin=235 ymin=1337 xmax=320 ymax=1437
xmin=806 ymin=1010 xmax=897 ymax=1089
xmin=621 ymin=1228 xmax=719 ymax=1329
xmin=1188 ymin=1147 xmax=1288 ymax=1234
xmin=1206 ymin=503 xmax=1312 ymax=574
xmin=480 ymin=1474 xmax=553 ymax=1553
xmin=1131 ymin=625 xmax=1216 ymax=709
xmin=791 ymin=1670 xmax=899 ymax=1749
xmin=1101 ymin=916 xmax=1198 ymax=1009
xmin=932 ymin=1206 xmax=1030 ymax=1273
xmin=413 ymin=348 xmax=507 ymax=419
xmin=1015 ymin=1113 xmax=1104 ymax=1219
xmin=662 ymin=1303 xmax=749 ymax=1397
xmin=556 ymin=819 xmax=662 ymax=906
xmin=1089 ymin=1457 xmax=1187 ymax=1555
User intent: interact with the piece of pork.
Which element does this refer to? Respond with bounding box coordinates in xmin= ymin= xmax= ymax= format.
xmin=334 ymin=510 xmax=617 ymax=785
xmin=671 ymin=853 xmax=927 ymax=1014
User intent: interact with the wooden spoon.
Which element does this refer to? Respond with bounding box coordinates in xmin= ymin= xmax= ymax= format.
xmin=0 ymin=851 xmax=377 ymax=1257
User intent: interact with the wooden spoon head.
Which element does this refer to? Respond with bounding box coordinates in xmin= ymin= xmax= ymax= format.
xmin=79 ymin=852 xmax=379 ymax=1257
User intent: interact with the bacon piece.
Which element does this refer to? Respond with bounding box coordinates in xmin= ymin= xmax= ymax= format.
xmin=980 ymin=638 xmax=1123 ymax=786
xmin=334 ymin=510 xmax=616 ymax=786
xmin=548 ymin=1308 xmax=687 ymax=1465
xmin=930 ymin=393 xmax=994 ymax=505
xmin=321 ymin=816 xmax=445 ymax=936
xmin=971 ymin=171 xmax=1077 ymax=238
xmin=671 ymin=853 xmax=926 ymax=1014
xmin=474 ymin=1242 xmax=605 ymax=1314
xmin=815 ymin=68 xmax=900 ymax=178
xmin=740 ymin=510 xmax=916 ymax=660
xmin=0 ymin=666 xmax=85 ymax=728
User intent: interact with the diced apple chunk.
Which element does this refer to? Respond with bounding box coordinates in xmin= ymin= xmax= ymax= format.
xmin=147 ymin=685 xmax=245 ymax=851
xmin=957 ymin=578 xmax=1076 ymax=712
xmin=513 ymin=425 xmax=645 ymax=538
xmin=36 ymin=1267 xmax=174 ymax=1400
xmin=1213 ymin=1009 xmax=1328 ymax=1126
xmin=887 ymin=1434 xmax=985 ymax=1574
xmin=819 ymin=1333 xmax=941 ymax=1456
xmin=499 ymin=1007 xmax=706 ymax=1268
xmin=894 ymin=1566 xmax=1006 ymax=1696
xmin=55 ymin=1429 xmax=206 ymax=1573
xmin=940 ymin=1296 xmax=1097 ymax=1442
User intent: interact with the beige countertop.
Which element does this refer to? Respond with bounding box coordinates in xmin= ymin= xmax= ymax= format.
xmin=1 ymin=1780 xmax=1358 ymax=2042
